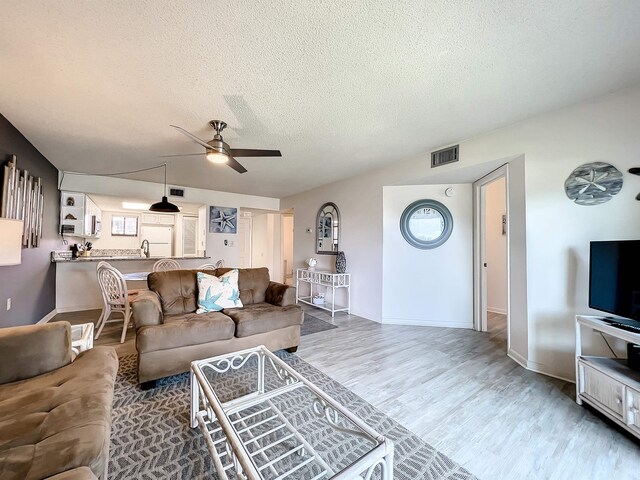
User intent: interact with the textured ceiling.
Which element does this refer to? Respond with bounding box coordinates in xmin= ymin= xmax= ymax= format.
xmin=1 ymin=1 xmax=640 ymax=198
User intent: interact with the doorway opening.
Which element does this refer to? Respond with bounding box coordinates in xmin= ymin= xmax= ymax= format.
xmin=473 ymin=164 xmax=510 ymax=350
xmin=281 ymin=212 xmax=294 ymax=285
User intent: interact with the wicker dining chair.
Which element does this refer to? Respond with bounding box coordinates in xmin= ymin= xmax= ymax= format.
xmin=152 ymin=258 xmax=181 ymax=272
xmin=95 ymin=263 xmax=137 ymax=343
xmin=197 ymin=263 xmax=217 ymax=271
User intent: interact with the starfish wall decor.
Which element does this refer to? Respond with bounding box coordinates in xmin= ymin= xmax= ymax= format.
xmin=209 ymin=206 xmax=238 ymax=233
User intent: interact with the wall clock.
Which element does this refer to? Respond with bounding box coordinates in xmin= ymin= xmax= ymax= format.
xmin=400 ymin=199 xmax=453 ymax=249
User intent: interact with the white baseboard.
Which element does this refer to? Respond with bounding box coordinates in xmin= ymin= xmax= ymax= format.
xmin=37 ymin=309 xmax=58 ymax=324
xmin=526 ymin=359 xmax=575 ymax=384
xmin=507 ymin=348 xmax=528 ymax=368
xmin=487 ymin=307 xmax=507 ymax=315
xmin=55 ymin=304 xmax=102 ymax=314
xmin=507 ymin=348 xmax=575 ymax=383
xmin=382 ymin=317 xmax=473 ymax=329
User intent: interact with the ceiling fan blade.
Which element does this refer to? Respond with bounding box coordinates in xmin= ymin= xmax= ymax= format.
xmin=158 ymin=153 xmax=204 ymax=158
xmin=226 ymin=156 xmax=248 ymax=174
xmin=170 ymin=125 xmax=213 ymax=150
xmin=229 ymin=148 xmax=282 ymax=157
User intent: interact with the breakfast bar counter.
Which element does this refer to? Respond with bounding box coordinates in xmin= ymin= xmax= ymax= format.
xmin=54 ymin=255 xmax=210 ymax=312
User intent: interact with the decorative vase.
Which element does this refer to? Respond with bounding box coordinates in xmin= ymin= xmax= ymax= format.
xmin=335 ymin=251 xmax=346 ymax=273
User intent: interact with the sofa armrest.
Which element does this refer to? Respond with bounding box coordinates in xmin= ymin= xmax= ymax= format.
xmin=0 ymin=322 xmax=72 ymax=385
xmin=131 ymin=290 xmax=164 ymax=328
xmin=265 ymin=281 xmax=297 ymax=307
xmin=45 ymin=467 xmax=98 ymax=480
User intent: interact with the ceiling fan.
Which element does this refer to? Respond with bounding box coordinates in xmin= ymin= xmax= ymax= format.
xmin=162 ymin=120 xmax=281 ymax=174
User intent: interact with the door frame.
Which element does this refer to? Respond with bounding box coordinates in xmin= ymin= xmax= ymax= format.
xmin=473 ymin=164 xmax=511 ymax=344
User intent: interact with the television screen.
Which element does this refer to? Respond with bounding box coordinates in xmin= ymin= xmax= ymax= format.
xmin=589 ymin=240 xmax=640 ymax=320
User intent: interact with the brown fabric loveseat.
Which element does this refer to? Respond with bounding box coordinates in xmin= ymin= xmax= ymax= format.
xmin=132 ymin=267 xmax=303 ymax=387
xmin=0 ymin=322 xmax=118 ymax=480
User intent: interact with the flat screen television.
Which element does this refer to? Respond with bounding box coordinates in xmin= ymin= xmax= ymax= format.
xmin=589 ymin=240 xmax=640 ymax=321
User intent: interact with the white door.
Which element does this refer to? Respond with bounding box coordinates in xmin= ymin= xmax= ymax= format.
xmin=182 ymin=216 xmax=198 ymax=257
xmin=238 ymin=217 xmax=252 ymax=268
xmin=472 ymin=164 xmax=510 ymax=335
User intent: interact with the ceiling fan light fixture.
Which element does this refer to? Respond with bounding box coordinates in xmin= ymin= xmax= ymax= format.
xmin=206 ymin=150 xmax=229 ymax=164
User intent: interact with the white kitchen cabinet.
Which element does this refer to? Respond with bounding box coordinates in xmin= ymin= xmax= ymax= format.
xmin=141 ymin=213 xmax=175 ymax=225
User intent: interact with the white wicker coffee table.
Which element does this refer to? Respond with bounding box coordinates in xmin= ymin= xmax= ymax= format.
xmin=190 ymin=345 xmax=394 ymax=479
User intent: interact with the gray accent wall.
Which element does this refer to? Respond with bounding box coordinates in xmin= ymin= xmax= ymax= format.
xmin=0 ymin=114 xmax=61 ymax=327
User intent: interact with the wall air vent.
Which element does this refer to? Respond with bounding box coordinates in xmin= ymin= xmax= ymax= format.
xmin=431 ymin=145 xmax=459 ymax=168
xmin=169 ymin=187 xmax=185 ymax=197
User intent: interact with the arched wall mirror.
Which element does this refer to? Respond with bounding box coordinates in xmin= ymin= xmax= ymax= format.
xmin=400 ymin=199 xmax=453 ymax=249
xmin=316 ymin=202 xmax=340 ymax=254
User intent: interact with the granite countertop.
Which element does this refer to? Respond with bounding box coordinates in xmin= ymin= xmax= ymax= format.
xmin=53 ymin=255 xmax=210 ymax=263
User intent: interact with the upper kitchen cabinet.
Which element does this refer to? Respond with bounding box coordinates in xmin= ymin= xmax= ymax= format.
xmin=60 ymin=191 xmax=102 ymax=238
xmin=141 ymin=213 xmax=175 ymax=225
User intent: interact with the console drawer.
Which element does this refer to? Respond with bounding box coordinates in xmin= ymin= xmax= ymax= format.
xmin=627 ymin=387 xmax=640 ymax=432
xmin=578 ymin=361 xmax=624 ymax=418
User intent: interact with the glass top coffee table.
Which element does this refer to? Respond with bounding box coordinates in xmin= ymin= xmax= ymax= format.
xmin=190 ymin=346 xmax=394 ymax=479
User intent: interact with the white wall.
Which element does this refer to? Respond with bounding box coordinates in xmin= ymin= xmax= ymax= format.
xmin=283 ymin=83 xmax=640 ymax=381
xmin=90 ymin=211 xmax=142 ymax=249
xmin=59 ymin=174 xmax=280 ymax=268
xmin=485 ymin=178 xmax=507 ymax=314
xmin=382 ymin=184 xmax=473 ymax=328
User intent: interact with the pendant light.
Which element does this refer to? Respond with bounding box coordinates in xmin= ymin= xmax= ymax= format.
xmin=149 ymin=163 xmax=180 ymax=213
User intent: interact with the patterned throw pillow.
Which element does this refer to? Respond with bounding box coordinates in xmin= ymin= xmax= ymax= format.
xmin=196 ymin=270 xmax=243 ymax=313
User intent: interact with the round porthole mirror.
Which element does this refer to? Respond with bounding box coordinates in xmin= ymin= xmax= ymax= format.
xmin=400 ymin=199 xmax=453 ymax=249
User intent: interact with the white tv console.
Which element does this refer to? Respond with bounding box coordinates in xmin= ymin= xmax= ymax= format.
xmin=575 ymin=315 xmax=640 ymax=440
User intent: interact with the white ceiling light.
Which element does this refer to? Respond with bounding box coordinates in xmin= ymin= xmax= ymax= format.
xmin=206 ymin=150 xmax=229 ymax=164
xmin=122 ymin=202 xmax=151 ymax=210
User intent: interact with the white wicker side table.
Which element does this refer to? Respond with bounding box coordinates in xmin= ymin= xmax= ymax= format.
xmin=70 ymin=322 xmax=94 ymax=359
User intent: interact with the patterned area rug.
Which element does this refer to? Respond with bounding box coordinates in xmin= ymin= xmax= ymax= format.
xmin=110 ymin=354 xmax=477 ymax=479
xmin=301 ymin=312 xmax=338 ymax=336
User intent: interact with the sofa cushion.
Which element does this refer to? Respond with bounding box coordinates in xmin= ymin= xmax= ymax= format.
xmin=0 ymin=322 xmax=72 ymax=385
xmin=148 ymin=270 xmax=199 ymax=315
xmin=216 ymin=267 xmax=270 ymax=305
xmin=0 ymin=347 xmax=118 ymax=480
xmin=196 ymin=270 xmax=243 ymax=313
xmin=136 ymin=311 xmax=235 ymax=353
xmin=223 ymin=303 xmax=304 ymax=338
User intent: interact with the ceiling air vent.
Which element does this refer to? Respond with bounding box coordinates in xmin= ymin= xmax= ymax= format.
xmin=431 ymin=145 xmax=459 ymax=168
xmin=169 ymin=187 xmax=185 ymax=197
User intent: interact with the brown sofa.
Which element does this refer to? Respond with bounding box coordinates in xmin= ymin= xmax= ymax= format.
xmin=132 ymin=267 xmax=303 ymax=387
xmin=0 ymin=322 xmax=118 ymax=480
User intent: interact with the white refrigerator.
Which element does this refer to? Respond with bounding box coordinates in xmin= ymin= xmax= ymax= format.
xmin=141 ymin=226 xmax=173 ymax=257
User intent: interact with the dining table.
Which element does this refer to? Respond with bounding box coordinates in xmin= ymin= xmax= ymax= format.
xmin=122 ymin=271 xmax=151 ymax=282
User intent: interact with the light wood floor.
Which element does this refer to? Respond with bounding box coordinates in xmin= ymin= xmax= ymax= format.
xmin=52 ymin=308 xmax=640 ymax=479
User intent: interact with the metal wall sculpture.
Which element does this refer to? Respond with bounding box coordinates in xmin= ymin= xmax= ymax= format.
xmin=1 ymin=155 xmax=44 ymax=247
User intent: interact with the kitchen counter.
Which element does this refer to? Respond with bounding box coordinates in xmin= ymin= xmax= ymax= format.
xmin=52 ymin=255 xmax=210 ymax=263
xmin=54 ymin=255 xmax=214 ymax=312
